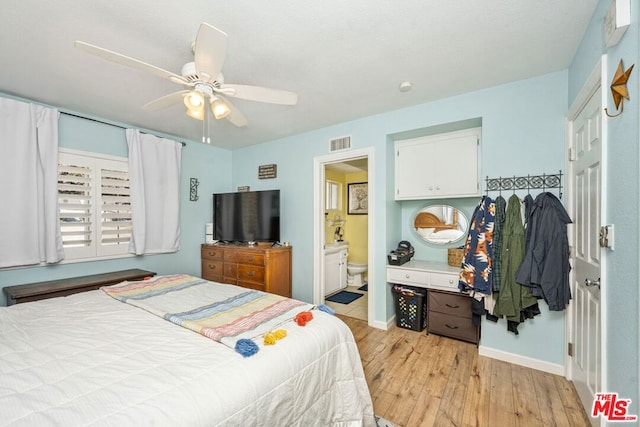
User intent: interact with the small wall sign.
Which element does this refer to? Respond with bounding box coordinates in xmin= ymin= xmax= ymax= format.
xmin=258 ymin=164 xmax=277 ymax=179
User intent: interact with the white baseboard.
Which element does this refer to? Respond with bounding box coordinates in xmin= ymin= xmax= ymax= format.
xmin=478 ymin=345 xmax=565 ymax=376
xmin=369 ymin=315 xmax=395 ymax=330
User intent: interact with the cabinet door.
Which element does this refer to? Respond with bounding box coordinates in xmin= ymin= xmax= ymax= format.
xmin=395 ymin=142 xmax=436 ymax=199
xmin=324 ymin=253 xmax=341 ymax=295
xmin=338 ymin=249 xmax=348 ymax=288
xmin=435 ymin=134 xmax=478 ymax=197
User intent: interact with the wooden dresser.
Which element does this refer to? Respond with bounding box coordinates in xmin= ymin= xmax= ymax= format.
xmin=201 ymin=244 xmax=292 ymax=298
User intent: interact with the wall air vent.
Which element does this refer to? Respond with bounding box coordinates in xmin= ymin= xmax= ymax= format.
xmin=329 ymin=135 xmax=352 ymax=152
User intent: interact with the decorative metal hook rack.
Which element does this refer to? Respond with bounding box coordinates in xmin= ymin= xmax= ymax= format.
xmin=485 ymin=170 xmax=563 ymax=198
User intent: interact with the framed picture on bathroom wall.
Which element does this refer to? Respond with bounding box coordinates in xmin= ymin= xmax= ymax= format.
xmin=348 ymin=182 xmax=368 ymax=215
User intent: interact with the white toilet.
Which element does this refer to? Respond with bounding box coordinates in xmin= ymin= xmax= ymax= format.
xmin=347 ymin=262 xmax=368 ymax=287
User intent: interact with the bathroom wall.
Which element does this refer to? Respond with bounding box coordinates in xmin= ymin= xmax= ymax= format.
xmin=344 ymin=171 xmax=368 ymax=264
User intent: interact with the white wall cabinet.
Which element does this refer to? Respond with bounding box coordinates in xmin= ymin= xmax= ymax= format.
xmin=395 ymin=128 xmax=480 ymax=200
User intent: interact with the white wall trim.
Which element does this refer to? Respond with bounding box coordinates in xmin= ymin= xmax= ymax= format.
xmin=479 ymin=345 xmax=565 ymax=376
xmin=313 ymin=147 xmax=376 ymax=327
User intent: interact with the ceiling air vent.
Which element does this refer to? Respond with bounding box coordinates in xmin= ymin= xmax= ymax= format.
xmin=329 ymin=135 xmax=352 ymax=152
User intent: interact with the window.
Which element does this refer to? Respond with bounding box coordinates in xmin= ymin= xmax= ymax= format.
xmin=325 ymin=180 xmax=341 ymax=210
xmin=58 ymin=149 xmax=131 ymax=260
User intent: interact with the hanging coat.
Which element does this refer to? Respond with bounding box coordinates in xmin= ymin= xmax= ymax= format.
xmin=515 ymin=192 xmax=572 ymax=311
xmin=492 ymin=195 xmax=539 ymax=334
xmin=458 ymin=196 xmax=495 ymax=294
xmin=491 ymin=196 xmax=507 ymax=292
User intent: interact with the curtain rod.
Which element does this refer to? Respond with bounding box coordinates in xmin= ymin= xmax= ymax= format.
xmin=60 ymin=111 xmax=187 ymax=147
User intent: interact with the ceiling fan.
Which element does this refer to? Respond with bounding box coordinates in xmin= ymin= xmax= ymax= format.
xmin=74 ymin=23 xmax=298 ymax=128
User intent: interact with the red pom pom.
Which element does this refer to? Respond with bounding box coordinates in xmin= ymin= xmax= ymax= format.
xmin=294 ymin=311 xmax=314 ymax=326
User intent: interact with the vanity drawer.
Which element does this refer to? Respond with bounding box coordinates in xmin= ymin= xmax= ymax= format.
xmin=430 ymin=272 xmax=458 ymax=291
xmin=202 ymin=246 xmax=224 ymax=260
xmin=238 ymin=265 xmax=265 ymax=283
xmin=236 ymin=252 xmax=265 ymax=266
xmin=387 ymin=267 xmax=430 ymax=286
xmin=201 ymin=260 xmax=223 ymax=281
xmin=428 ymin=311 xmax=478 ymax=343
xmin=428 ymin=291 xmax=472 ymax=318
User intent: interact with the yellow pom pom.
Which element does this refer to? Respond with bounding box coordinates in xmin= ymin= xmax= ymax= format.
xmin=274 ymin=329 xmax=287 ymax=340
xmin=263 ymin=332 xmax=277 ymax=345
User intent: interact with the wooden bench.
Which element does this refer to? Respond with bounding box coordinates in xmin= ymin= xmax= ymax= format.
xmin=3 ymin=269 xmax=156 ymax=305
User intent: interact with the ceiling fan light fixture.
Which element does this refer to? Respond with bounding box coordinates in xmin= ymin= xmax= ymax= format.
xmin=186 ymin=106 xmax=205 ymax=120
xmin=184 ymin=90 xmax=205 ymax=110
xmin=211 ymin=96 xmax=231 ymax=120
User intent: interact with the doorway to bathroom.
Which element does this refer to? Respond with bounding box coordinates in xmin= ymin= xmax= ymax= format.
xmin=313 ymin=147 xmax=375 ymax=326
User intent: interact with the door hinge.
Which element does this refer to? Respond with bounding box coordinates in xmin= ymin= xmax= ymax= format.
xmin=568 ymin=147 xmax=576 ymax=161
xmin=568 ymin=342 xmax=573 ymax=357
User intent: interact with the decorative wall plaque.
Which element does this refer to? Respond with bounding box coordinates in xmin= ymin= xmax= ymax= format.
xmin=258 ymin=164 xmax=277 ymax=179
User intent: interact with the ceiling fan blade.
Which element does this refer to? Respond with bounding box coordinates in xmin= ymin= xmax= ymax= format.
xmin=218 ymin=96 xmax=248 ymax=127
xmin=221 ymin=84 xmax=298 ymax=105
xmin=194 ymin=23 xmax=227 ymax=82
xmin=143 ymin=90 xmax=189 ymax=111
xmin=74 ymin=41 xmax=189 ymax=85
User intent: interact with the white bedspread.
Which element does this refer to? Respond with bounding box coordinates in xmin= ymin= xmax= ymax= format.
xmin=0 ymin=288 xmax=374 ymax=426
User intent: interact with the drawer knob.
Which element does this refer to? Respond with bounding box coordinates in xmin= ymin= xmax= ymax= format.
xmin=210 ymin=264 xmax=216 ymax=269
xmin=445 ymin=324 xmax=459 ymax=330
xmin=449 ymin=279 xmax=454 ymax=284
xmin=247 ymin=270 xmax=255 ymax=276
xmin=405 ymin=274 xmax=410 ymax=279
xmin=445 ymin=303 xmax=460 ymax=309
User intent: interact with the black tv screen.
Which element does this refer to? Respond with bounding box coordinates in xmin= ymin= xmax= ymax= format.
xmin=213 ymin=190 xmax=280 ymax=243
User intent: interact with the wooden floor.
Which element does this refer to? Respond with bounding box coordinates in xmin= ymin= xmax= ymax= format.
xmin=339 ymin=315 xmax=591 ymax=427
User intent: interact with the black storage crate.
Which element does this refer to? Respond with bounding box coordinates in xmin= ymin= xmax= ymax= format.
xmin=392 ymin=285 xmax=427 ymax=331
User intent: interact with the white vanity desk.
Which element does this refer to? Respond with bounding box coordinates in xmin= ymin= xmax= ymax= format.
xmin=386 ymin=259 xmax=459 ymax=292
xmin=387 ymin=259 xmax=480 ymax=344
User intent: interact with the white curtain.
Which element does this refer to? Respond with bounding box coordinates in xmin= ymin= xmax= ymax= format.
xmin=126 ymin=129 xmax=182 ymax=255
xmin=0 ymin=98 xmax=63 ymax=268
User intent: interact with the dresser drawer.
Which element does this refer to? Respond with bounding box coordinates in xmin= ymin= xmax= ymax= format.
xmin=428 ymin=311 xmax=478 ymax=343
xmin=387 ymin=267 xmax=430 ymax=286
xmin=238 ymin=265 xmax=265 ymax=283
xmin=201 ymin=260 xmax=223 ymax=280
xmin=237 ymin=280 xmax=265 ymax=292
xmin=236 ymin=252 xmax=265 ymax=266
xmin=428 ymin=291 xmax=472 ymax=318
xmin=430 ymin=272 xmax=458 ymax=291
xmin=202 ymin=246 xmax=224 ymax=260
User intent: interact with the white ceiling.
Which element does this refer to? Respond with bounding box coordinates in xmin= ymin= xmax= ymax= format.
xmin=0 ymin=1 xmax=598 ymax=150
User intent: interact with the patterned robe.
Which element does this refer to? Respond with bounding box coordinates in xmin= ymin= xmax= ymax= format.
xmin=458 ymin=196 xmax=495 ymax=294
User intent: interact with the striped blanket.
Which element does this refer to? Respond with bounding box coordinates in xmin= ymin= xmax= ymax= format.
xmin=102 ymin=274 xmax=313 ymax=356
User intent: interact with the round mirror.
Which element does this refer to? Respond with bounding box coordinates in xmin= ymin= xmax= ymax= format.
xmin=413 ymin=205 xmax=469 ymax=245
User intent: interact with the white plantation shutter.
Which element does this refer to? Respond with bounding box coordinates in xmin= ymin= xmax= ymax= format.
xmin=58 ymin=161 xmax=92 ymax=254
xmin=58 ymin=149 xmax=130 ymax=260
xmin=99 ymin=166 xmax=131 ymax=255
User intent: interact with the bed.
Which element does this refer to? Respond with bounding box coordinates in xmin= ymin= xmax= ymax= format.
xmin=0 ymin=274 xmax=374 ymax=426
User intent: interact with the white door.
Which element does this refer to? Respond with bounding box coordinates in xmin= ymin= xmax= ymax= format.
xmin=569 ymin=87 xmax=603 ymax=423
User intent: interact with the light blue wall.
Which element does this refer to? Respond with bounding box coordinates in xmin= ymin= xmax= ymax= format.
xmin=231 ymin=70 xmax=570 ymax=365
xmin=0 ymin=102 xmax=233 ymax=306
xmin=569 ymin=0 xmax=639 ymax=413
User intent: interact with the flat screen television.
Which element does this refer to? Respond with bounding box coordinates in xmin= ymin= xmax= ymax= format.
xmin=213 ymin=190 xmax=280 ymax=243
